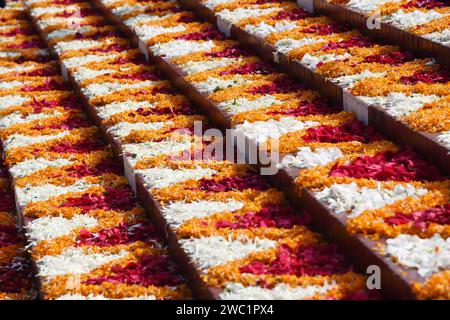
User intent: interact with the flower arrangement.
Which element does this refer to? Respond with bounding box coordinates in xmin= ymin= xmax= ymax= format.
xmin=183 ymin=0 xmax=450 ymax=154
xmin=0 ymin=1 xmax=190 ymax=300
xmin=93 ymin=0 xmax=450 ymax=299
xmin=0 ymin=0 xmax=444 ymax=299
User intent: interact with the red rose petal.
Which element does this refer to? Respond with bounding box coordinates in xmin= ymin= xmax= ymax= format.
xmin=363 ymin=51 xmax=414 ymax=66
xmin=302 ymin=22 xmax=350 ymax=35
xmin=268 ymin=98 xmax=339 ymax=116
xmin=205 ymin=46 xmax=251 ymax=58
xmin=400 ymin=70 xmax=450 ymax=85
xmin=303 ymin=119 xmax=383 ymax=143
xmin=197 ymin=172 xmax=269 ymax=192
xmin=0 ymin=224 xmax=22 ymax=247
xmin=49 ymin=140 xmax=105 ymax=154
xmin=0 ymin=257 xmax=34 ymax=294
xmin=76 ymin=222 xmax=159 ymax=247
xmin=219 ymin=61 xmax=276 ymax=76
xmin=385 ymin=204 xmax=450 ymax=229
xmin=240 ymin=244 xmax=351 ymax=277
xmin=59 ymin=185 xmax=139 ymax=213
xmin=0 ymin=189 xmax=15 ymax=213
xmin=21 ymin=79 xmax=68 ymax=92
xmin=249 ymin=76 xmax=306 ymax=94
xmin=272 ymin=8 xmax=310 ymax=21
xmin=329 ymin=148 xmax=444 ymax=182
xmin=84 ymin=254 xmax=184 ymax=287
xmin=322 ymin=36 xmax=374 ymax=51
xmin=112 ymin=70 xmax=161 ymax=81
xmin=402 ymin=0 xmax=448 ymax=9
xmin=7 ymin=39 xmax=46 ymax=49
xmin=176 ymin=27 xmax=223 ymax=41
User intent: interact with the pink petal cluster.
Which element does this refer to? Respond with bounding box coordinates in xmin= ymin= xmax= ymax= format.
xmin=0 ymin=258 xmax=34 ymax=294
xmin=302 ymin=22 xmax=350 ymax=35
xmin=302 ymin=120 xmax=383 ymax=143
xmin=249 ymin=76 xmax=306 ymax=94
xmin=330 ymin=148 xmax=445 ymax=182
xmin=322 ymin=36 xmax=374 ymax=51
xmin=268 ymin=98 xmax=339 ymax=116
xmin=50 ymin=140 xmax=105 ymax=154
xmin=240 ymin=244 xmax=351 ymax=277
xmin=385 ymin=204 xmax=450 ymax=229
xmin=215 ymin=204 xmax=311 ymax=229
xmin=197 ymin=172 xmax=269 ymax=192
xmin=59 ymin=185 xmax=139 ymax=213
xmin=219 ymin=61 xmax=276 ymax=76
xmin=77 ymin=222 xmax=159 ymax=247
xmin=400 ymin=70 xmax=450 ymax=85
xmin=272 ymin=8 xmax=310 ymax=21
xmin=363 ymin=51 xmax=414 ymax=66
xmin=84 ymin=254 xmax=185 ymax=287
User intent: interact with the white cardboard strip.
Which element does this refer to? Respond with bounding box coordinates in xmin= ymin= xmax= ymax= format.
xmin=123 ymin=154 xmax=137 ymax=194
xmin=217 ymin=16 xmax=232 ymax=37
xmin=138 ymin=39 xmax=149 ymax=60
xmin=343 ymin=90 xmax=369 ymax=125
xmin=297 ymin=0 xmax=315 ymax=13
xmin=60 ymin=61 xmax=69 ymax=81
